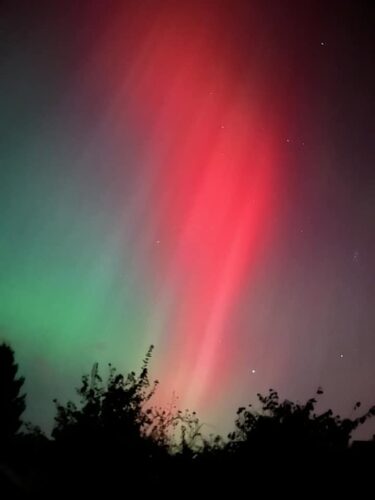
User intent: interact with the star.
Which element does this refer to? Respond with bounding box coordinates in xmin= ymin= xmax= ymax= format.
xmin=251 ymin=369 xmax=256 ymax=374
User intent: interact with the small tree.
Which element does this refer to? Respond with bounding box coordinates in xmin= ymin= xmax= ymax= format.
xmin=52 ymin=346 xmax=159 ymax=444
xmin=51 ymin=346 xmax=175 ymax=492
xmin=0 ymin=343 xmax=26 ymax=448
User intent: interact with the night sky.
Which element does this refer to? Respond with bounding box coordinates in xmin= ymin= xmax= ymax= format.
xmin=0 ymin=1 xmax=374 ymax=438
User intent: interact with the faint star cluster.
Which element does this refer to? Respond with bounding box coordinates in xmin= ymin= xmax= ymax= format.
xmin=353 ymin=250 xmax=360 ymax=264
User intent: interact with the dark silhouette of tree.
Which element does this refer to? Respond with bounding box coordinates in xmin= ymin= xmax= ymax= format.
xmin=224 ymin=387 xmax=375 ymax=489
xmin=52 ymin=345 xmax=158 ymax=444
xmin=0 ymin=341 xmax=374 ymax=495
xmin=0 ymin=343 xmax=25 ymax=450
xmin=51 ymin=345 xmax=172 ymax=494
xmin=0 ymin=343 xmax=27 ymax=494
xmin=228 ymin=387 xmax=375 ymax=453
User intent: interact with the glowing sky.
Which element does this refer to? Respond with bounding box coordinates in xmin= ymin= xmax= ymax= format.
xmin=0 ymin=1 xmax=374 ymax=436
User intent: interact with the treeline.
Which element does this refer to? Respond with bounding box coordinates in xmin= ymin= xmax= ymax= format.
xmin=1 ymin=342 xmax=374 ymax=496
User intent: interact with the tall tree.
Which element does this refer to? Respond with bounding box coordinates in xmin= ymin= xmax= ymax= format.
xmin=0 ymin=343 xmax=26 ymax=447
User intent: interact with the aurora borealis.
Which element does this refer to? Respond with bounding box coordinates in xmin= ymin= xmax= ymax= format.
xmin=0 ymin=1 xmax=374 ymax=436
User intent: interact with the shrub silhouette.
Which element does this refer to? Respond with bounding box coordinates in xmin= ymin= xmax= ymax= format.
xmin=0 ymin=341 xmax=374 ymax=494
xmin=53 ymin=346 xmax=157 ymax=442
xmin=51 ymin=345 xmax=171 ymax=493
xmin=224 ymin=387 xmax=375 ymax=487
xmin=228 ymin=387 xmax=375 ymax=453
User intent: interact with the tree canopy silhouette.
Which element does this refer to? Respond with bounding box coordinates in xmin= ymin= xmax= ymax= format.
xmin=223 ymin=386 xmax=375 ymax=488
xmin=50 ymin=345 xmax=170 ymax=493
xmin=0 ymin=341 xmax=374 ymax=495
xmin=228 ymin=387 xmax=375 ymax=454
xmin=0 ymin=343 xmax=25 ymax=450
xmin=53 ymin=346 xmax=159 ymax=446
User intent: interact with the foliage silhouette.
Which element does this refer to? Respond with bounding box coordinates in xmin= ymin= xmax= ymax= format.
xmin=228 ymin=387 xmax=375 ymax=453
xmin=0 ymin=343 xmax=28 ymax=494
xmin=0 ymin=341 xmax=374 ymax=495
xmin=0 ymin=343 xmax=25 ymax=450
xmin=50 ymin=345 xmax=198 ymax=493
xmin=53 ymin=345 xmax=157 ymax=442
